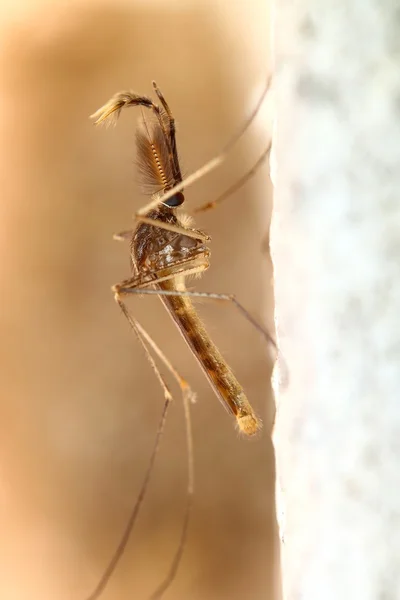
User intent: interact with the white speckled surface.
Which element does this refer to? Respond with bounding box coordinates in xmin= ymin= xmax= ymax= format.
xmin=271 ymin=3 xmax=400 ymax=599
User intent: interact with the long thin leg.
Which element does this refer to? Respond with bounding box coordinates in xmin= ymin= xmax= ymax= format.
xmin=85 ymin=300 xmax=171 ymax=600
xmin=115 ymin=263 xmax=209 ymax=294
xmin=135 ymin=215 xmax=210 ymax=242
xmin=116 ymin=296 xmax=195 ymax=600
xmin=116 ymin=280 xmax=277 ymax=356
xmin=86 ymin=399 xmax=170 ymax=600
xmin=149 ymin=356 xmax=194 ymax=600
xmin=134 ymin=318 xmax=196 ymax=403
xmin=130 ymin=286 xmax=285 ymax=386
xmin=115 ymin=295 xmax=178 ymax=398
xmin=194 ymin=142 xmax=271 ymax=214
xmin=85 ymin=298 xmax=194 ymax=600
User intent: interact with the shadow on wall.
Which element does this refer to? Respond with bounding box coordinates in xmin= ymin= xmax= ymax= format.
xmin=0 ymin=3 xmax=279 ymax=600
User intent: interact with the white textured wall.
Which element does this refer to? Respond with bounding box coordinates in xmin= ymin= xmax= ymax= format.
xmin=272 ymin=2 xmax=400 ymax=599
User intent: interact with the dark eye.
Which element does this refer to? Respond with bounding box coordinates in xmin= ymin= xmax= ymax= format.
xmin=164 ymin=191 xmax=185 ymax=207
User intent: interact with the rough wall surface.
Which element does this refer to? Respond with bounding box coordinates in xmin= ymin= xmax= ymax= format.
xmin=272 ymin=2 xmax=400 ymax=599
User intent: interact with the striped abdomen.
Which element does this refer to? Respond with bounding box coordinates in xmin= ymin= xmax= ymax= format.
xmin=158 ymin=279 xmax=261 ymax=436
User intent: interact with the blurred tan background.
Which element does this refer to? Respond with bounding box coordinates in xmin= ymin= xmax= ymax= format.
xmin=0 ymin=1 xmax=278 ymax=599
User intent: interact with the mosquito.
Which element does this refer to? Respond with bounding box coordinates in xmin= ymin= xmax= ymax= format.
xmin=85 ymin=79 xmax=274 ymax=600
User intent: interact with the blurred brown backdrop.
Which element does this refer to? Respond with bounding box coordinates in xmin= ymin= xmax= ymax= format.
xmin=0 ymin=1 xmax=278 ymax=599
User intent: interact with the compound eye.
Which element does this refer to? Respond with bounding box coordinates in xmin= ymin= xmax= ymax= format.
xmin=164 ymin=191 xmax=185 ymax=207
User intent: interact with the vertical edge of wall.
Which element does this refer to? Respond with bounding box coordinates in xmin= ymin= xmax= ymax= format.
xmin=270 ymin=3 xmax=400 ymax=600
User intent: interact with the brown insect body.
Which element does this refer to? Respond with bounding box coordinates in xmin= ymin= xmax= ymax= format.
xmin=86 ymin=80 xmax=272 ymax=600
xmin=110 ymin=85 xmax=263 ymax=435
xmin=159 ymin=278 xmax=260 ymax=435
xmin=130 ymin=198 xmax=260 ymax=435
